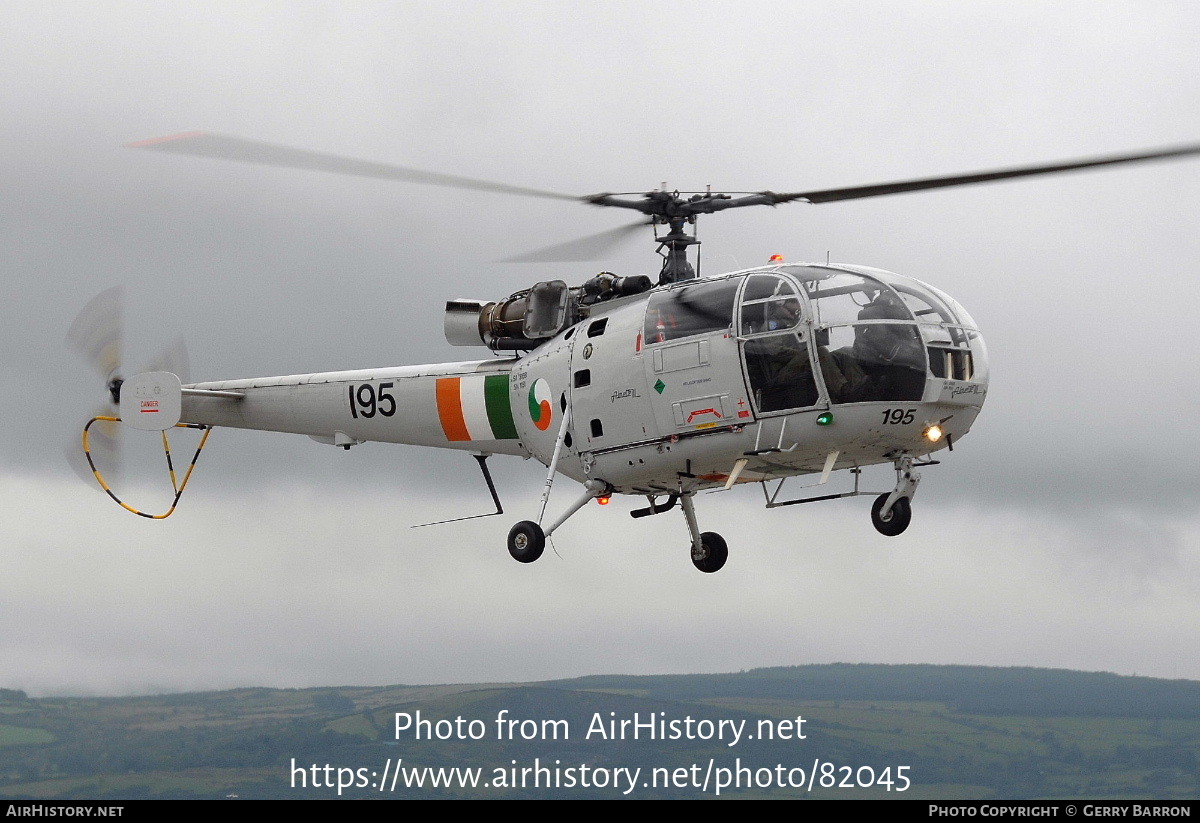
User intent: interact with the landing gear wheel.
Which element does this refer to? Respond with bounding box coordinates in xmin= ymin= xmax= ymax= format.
xmin=691 ymin=531 xmax=728 ymax=573
xmin=507 ymin=521 xmax=545 ymax=563
xmin=871 ymin=494 xmax=912 ymax=537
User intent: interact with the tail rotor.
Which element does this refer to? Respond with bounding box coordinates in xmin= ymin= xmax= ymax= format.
xmin=65 ymin=287 xmax=190 ymax=487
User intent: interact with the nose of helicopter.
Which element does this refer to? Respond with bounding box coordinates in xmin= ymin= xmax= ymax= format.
xmin=845 ymin=266 xmax=990 ymax=391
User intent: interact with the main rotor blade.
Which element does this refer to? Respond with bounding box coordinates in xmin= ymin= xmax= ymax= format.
xmin=129 ymin=132 xmax=580 ymax=201
xmin=774 ymin=143 xmax=1200 ymax=205
xmin=500 ymin=219 xmax=651 ymax=263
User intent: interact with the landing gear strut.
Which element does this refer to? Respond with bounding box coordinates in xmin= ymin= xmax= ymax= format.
xmin=870 ymin=455 xmax=920 ymax=537
xmin=506 ymin=479 xmax=609 ymax=565
xmin=681 ymin=492 xmax=727 ymax=573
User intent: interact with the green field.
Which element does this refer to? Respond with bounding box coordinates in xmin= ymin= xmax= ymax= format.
xmin=0 ymin=724 xmax=55 ymax=747
xmin=0 ymin=665 xmax=1197 ymax=799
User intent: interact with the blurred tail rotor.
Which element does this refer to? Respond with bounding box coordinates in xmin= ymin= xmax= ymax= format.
xmin=65 ymin=286 xmax=191 ymax=488
xmin=141 ymin=336 xmax=191 ymax=385
xmin=66 ymin=287 xmax=124 ymax=486
xmin=67 ymin=285 xmax=124 ymax=398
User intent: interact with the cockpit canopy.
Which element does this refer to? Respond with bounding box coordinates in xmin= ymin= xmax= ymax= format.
xmin=642 ymin=263 xmax=986 ymax=412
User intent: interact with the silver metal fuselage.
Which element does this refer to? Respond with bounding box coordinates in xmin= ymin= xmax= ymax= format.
xmin=181 ymin=264 xmax=989 ymax=495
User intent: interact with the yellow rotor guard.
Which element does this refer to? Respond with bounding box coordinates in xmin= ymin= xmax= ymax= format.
xmin=82 ymin=415 xmax=213 ymax=519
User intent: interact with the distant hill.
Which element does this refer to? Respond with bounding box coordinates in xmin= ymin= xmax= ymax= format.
xmin=0 ymin=665 xmax=1196 ymax=799
xmin=545 ymin=663 xmax=1200 ymax=718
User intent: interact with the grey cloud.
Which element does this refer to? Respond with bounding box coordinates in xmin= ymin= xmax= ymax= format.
xmin=2 ymin=1 xmax=1199 ymax=695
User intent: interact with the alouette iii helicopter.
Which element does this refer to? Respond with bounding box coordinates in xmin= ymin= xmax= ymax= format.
xmin=71 ymin=134 xmax=1200 ymax=572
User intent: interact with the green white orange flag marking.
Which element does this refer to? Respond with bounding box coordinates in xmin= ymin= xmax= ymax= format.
xmin=528 ymin=378 xmax=554 ymax=431
xmin=435 ymin=375 xmax=519 ymax=442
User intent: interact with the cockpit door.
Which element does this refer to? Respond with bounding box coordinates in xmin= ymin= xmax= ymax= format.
xmin=737 ymin=273 xmax=826 ymax=416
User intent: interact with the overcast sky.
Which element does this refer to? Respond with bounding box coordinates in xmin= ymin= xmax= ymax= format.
xmin=2 ymin=1 xmax=1199 ymax=696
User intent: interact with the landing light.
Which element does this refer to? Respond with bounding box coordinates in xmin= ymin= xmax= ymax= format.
xmin=816 ymin=412 xmax=834 ymax=426
xmin=924 ymin=425 xmax=944 ymax=443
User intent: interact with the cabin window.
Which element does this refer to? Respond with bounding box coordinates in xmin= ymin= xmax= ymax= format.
xmin=791 ymin=268 xmax=914 ymax=327
xmin=927 ymin=346 xmax=974 ymax=381
xmin=812 ymin=323 xmax=926 ymax=403
xmin=574 ymin=369 xmax=591 ymax=388
xmin=590 ymin=419 xmax=604 ymax=437
xmin=587 ymin=318 xmax=608 ymax=337
xmin=774 ymin=268 xmax=926 ymax=403
xmin=889 ymin=281 xmax=957 ymax=325
xmin=739 ymin=275 xmax=803 ymax=335
xmin=643 ymin=278 xmax=740 ymax=344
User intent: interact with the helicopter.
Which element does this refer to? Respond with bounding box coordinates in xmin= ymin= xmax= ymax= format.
xmin=70 ymin=134 xmax=1200 ymax=573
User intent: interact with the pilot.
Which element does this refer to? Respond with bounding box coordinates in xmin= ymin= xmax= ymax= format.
xmin=767 ymin=296 xmax=802 ymax=330
xmin=850 ymin=292 xmax=925 ymax=400
xmin=814 ymin=327 xmax=867 ymax=404
xmin=859 ymin=290 xmax=911 ymax=321
xmin=751 ymin=297 xmax=819 ymax=409
xmin=760 ymin=297 xmax=874 ymax=406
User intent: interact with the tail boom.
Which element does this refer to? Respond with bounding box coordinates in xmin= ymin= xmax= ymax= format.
xmin=179 ymin=358 xmax=529 ymax=456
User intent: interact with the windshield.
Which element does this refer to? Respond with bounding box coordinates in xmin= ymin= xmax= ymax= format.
xmin=785 ymin=266 xmax=927 ymax=403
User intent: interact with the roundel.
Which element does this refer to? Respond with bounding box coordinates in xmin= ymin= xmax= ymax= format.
xmin=528 ymin=378 xmax=554 ymax=431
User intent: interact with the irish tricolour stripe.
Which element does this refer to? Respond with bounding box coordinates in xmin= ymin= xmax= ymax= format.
xmin=435 ymin=375 xmax=518 ymax=442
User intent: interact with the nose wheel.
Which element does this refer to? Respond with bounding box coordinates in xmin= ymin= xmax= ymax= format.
xmin=871 ymin=493 xmax=911 ymax=536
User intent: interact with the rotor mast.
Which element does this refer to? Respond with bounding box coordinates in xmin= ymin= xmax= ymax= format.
xmin=586 ymin=189 xmax=779 ymax=285
xmin=655 ymin=211 xmax=697 ymax=285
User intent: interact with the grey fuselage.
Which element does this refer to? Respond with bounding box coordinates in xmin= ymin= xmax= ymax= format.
xmin=182 ymin=263 xmax=988 ymax=496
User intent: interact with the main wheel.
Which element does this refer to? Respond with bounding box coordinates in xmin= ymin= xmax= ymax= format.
xmin=507 ymin=521 xmax=545 ymax=563
xmin=691 ymin=531 xmax=728 ymax=573
xmin=871 ymin=494 xmax=912 ymax=536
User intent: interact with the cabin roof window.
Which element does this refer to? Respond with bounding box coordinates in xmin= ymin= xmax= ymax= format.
xmin=781 ymin=266 xmax=914 ymax=327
